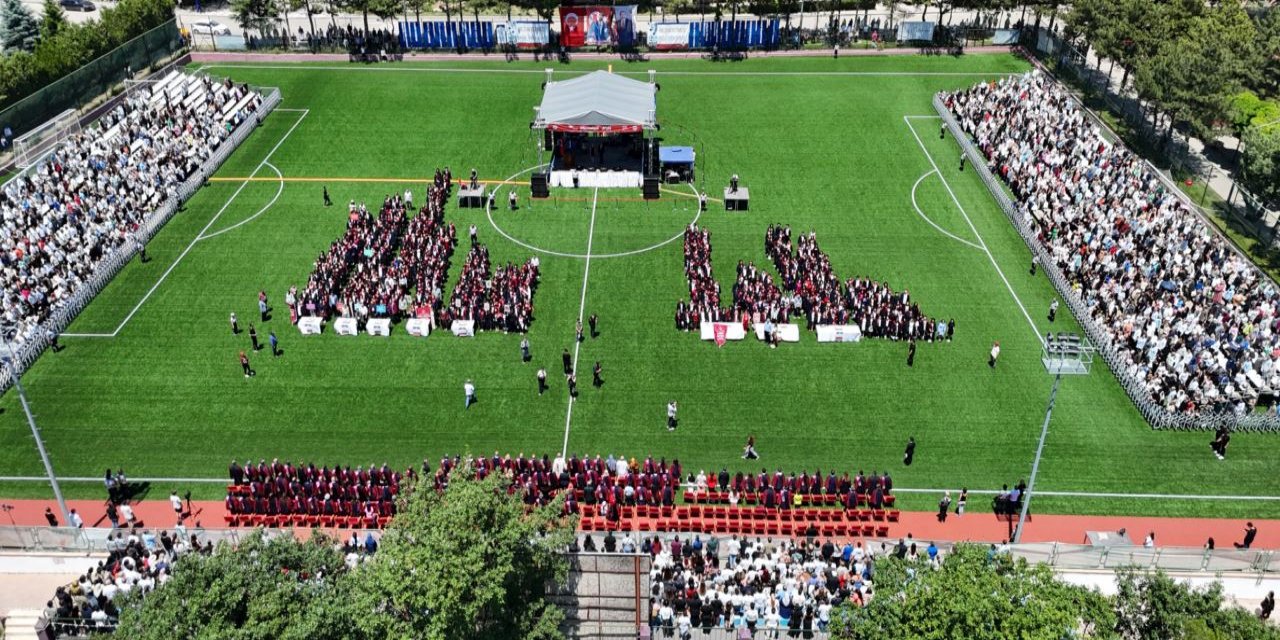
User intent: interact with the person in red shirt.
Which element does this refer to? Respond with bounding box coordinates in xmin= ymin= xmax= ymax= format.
xmin=239 ymin=351 xmax=254 ymax=378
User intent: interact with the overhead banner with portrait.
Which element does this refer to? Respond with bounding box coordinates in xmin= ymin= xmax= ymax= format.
xmin=559 ymin=6 xmax=613 ymax=47
xmin=614 ymin=5 xmax=637 ymax=47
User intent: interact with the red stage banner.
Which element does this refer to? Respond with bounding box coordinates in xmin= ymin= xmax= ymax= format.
xmin=713 ymin=323 xmax=728 ymax=347
xmin=559 ymin=5 xmax=613 ymax=47
xmin=546 ymin=123 xmax=644 ymax=134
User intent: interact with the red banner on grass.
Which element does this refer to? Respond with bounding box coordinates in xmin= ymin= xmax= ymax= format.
xmin=559 ymin=6 xmax=612 ymax=47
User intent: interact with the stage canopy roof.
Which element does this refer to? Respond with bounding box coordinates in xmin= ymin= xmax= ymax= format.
xmin=659 ymin=146 xmax=695 ymax=164
xmin=534 ymin=70 xmax=657 ymax=134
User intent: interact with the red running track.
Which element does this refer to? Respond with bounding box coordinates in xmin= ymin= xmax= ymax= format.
xmin=1 ymin=498 xmax=1274 ymax=550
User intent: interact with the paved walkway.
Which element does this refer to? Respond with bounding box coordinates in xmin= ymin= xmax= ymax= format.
xmin=3 ymin=498 xmax=1276 ymax=549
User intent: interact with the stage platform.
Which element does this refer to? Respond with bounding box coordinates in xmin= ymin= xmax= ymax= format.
xmin=458 ymin=185 xmax=485 ymax=208
xmin=551 ymin=170 xmax=642 ymax=189
xmin=724 ymin=186 xmax=749 ymax=211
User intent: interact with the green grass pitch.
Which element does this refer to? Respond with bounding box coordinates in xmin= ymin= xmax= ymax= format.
xmin=2 ymin=54 xmax=1277 ymax=519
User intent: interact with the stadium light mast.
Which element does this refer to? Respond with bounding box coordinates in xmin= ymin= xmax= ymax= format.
xmin=1013 ymin=331 xmax=1093 ymax=544
xmin=0 ymin=326 xmax=70 ymax=526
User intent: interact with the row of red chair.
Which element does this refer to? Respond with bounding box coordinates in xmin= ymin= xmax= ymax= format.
xmin=683 ymin=490 xmax=896 ymax=508
xmin=581 ymin=504 xmax=900 ymax=522
xmin=224 ymin=512 xmax=392 ymax=529
xmin=580 ymin=516 xmax=891 ymax=539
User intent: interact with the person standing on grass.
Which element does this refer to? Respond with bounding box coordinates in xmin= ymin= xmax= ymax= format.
xmin=939 ymin=122 xmax=946 ymax=139
xmin=469 ymin=224 xmax=478 ymax=246
xmin=230 ymin=311 xmax=240 ymax=335
xmin=46 ymin=327 xmax=61 ymax=352
xmin=239 ymin=351 xmax=254 ymax=378
xmin=520 ymin=337 xmax=531 ymax=362
xmin=1030 ymin=255 xmax=1039 ymax=276
xmin=537 ymin=367 xmax=548 ymax=395
xmin=404 ymin=187 xmax=413 ymax=209
xmin=906 ymin=339 xmax=916 ymax=367
xmin=1236 ymin=522 xmax=1258 ymax=549
xmin=259 ymin=296 xmax=269 ymax=322
xmin=937 ymin=492 xmax=951 ymax=522
xmin=589 ymin=313 xmax=599 ymax=338
xmin=1048 ymin=299 xmax=1059 ymax=323
xmin=947 ymin=318 xmax=955 ymax=342
xmin=1211 ymin=426 xmax=1231 ymax=460
xmin=508 ymin=189 xmax=518 ymax=211
xmin=576 ymin=319 xmax=584 ymax=343
xmin=323 ymin=185 xmax=332 ymax=207
xmin=567 ymin=372 xmax=578 ymax=397
xmin=562 ymin=348 xmax=573 ymax=375
xmin=249 ymin=324 xmax=261 ymax=351
xmin=136 ymin=234 xmax=149 ymax=263
xmin=903 ymin=437 xmax=916 ymax=466
xmin=464 ymin=379 xmax=476 ymax=409
xmin=269 ymin=331 xmax=279 ymax=357
xmin=959 ymin=153 xmax=966 ymax=172
xmin=743 ymin=435 xmax=759 ymax=459
xmin=666 ymin=400 xmax=678 ymax=431
xmin=592 ymin=361 xmax=603 ymax=388
xmin=989 ymin=341 xmax=1000 ymax=368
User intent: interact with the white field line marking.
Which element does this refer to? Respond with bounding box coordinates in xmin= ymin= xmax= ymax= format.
xmin=910 ymin=170 xmax=983 ymax=251
xmin=562 ymin=186 xmax=599 ymax=459
xmin=63 ymin=110 xmax=308 ymax=339
xmin=904 ymin=114 xmax=944 ymax=119
xmin=904 ymin=116 xmax=1043 ymax=345
xmin=2 ymin=475 xmax=1277 ymax=501
xmin=485 ymin=165 xmax=702 ymax=260
xmin=198 ymin=162 xmax=285 ymax=240
xmin=199 ymin=64 xmax=1015 ymax=78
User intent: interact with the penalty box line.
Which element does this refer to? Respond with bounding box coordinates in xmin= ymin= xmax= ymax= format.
xmin=903 ymin=115 xmax=1043 ymax=347
xmin=62 ymin=109 xmax=309 ymax=339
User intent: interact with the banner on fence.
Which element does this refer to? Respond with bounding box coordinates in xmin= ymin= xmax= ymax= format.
xmin=560 ymin=6 xmax=613 ymax=47
xmin=452 ymin=320 xmax=476 ymax=337
xmin=992 ymin=28 xmax=1020 ymax=45
xmin=816 ymin=324 xmax=862 ymax=343
xmin=366 ymin=318 xmax=391 ymax=336
xmin=614 ymin=5 xmax=637 ymax=47
xmin=406 ymin=318 xmax=432 ymax=337
xmin=400 ymin=21 xmax=496 ymax=49
xmin=897 ymin=21 xmax=935 ymax=42
xmin=688 ymin=19 xmax=780 ymax=49
xmin=650 ymin=22 xmax=690 ymax=49
xmin=754 ymin=323 xmax=800 ymax=343
xmin=496 ymin=21 xmax=550 ymax=48
xmin=298 ymin=316 xmax=322 ymax=335
xmin=335 ymin=317 xmax=358 ymax=336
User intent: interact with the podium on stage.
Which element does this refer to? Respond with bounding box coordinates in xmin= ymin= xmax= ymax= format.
xmin=724 ymin=186 xmax=749 ymax=211
xmin=458 ymin=185 xmax=485 ymax=208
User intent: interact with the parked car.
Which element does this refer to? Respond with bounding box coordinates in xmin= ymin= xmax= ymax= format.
xmin=59 ymin=0 xmax=96 ymax=11
xmin=188 ymin=20 xmax=232 ymax=36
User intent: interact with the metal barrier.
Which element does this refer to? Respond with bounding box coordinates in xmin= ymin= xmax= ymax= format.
xmin=933 ymin=91 xmax=1280 ymax=432
xmin=0 ymin=84 xmax=281 ymax=391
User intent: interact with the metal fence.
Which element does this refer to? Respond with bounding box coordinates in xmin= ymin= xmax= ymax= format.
xmin=0 ymin=20 xmax=187 ymax=141
xmin=0 ymin=83 xmax=282 ymax=391
xmin=933 ymin=86 xmax=1280 ymax=433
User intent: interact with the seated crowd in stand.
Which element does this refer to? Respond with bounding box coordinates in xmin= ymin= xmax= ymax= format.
xmin=676 ymin=224 xmax=942 ymax=340
xmin=945 ymin=71 xmax=1280 ymax=416
xmin=43 ymin=527 xmax=211 ymax=637
xmin=583 ymin=531 xmax=943 ymax=636
xmin=0 ymin=74 xmax=262 ymax=347
xmin=444 ymin=244 xmax=540 ymax=333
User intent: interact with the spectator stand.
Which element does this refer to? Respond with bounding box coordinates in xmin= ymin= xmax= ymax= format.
xmin=0 ymin=72 xmax=280 ymax=391
xmin=934 ymin=82 xmax=1280 ymax=433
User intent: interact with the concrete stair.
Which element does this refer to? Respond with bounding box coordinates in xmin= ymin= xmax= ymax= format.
xmin=4 ymin=608 xmax=45 ymax=640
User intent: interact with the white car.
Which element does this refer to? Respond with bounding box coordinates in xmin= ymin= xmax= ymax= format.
xmin=188 ymin=20 xmax=232 ymax=36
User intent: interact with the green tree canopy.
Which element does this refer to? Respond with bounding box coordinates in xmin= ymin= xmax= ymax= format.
xmin=350 ymin=470 xmax=574 ymax=640
xmin=829 ymin=544 xmax=1117 ymax=640
xmin=112 ymin=531 xmax=358 ymax=640
xmin=1113 ymin=567 xmax=1280 ymax=640
xmin=39 ymin=0 xmax=66 ymax=40
xmin=1239 ymin=122 xmax=1280 ymax=209
xmin=1 ymin=0 xmax=41 ymax=53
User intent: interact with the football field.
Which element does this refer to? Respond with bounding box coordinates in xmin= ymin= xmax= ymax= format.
xmin=3 ymin=54 xmax=1278 ymax=518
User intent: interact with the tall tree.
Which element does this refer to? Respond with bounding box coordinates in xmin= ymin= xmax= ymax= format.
xmin=112 ymin=531 xmax=359 ymax=640
xmin=1 ymin=0 xmax=41 ymax=53
xmin=1239 ymin=124 xmax=1280 ymax=210
xmin=350 ymin=471 xmax=574 ymax=640
xmin=39 ymin=0 xmax=66 ymax=40
xmin=829 ymin=544 xmax=1116 ymax=640
xmin=231 ymin=0 xmax=279 ymax=39
xmin=1113 ymin=567 xmax=1280 ymax=640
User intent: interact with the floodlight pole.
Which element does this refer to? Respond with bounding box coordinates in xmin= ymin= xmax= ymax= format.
xmin=1013 ymin=371 xmax=1060 ymax=544
xmin=1 ymin=336 xmax=70 ymax=526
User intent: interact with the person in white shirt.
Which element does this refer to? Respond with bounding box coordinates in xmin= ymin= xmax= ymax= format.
xmin=666 ymin=401 xmax=678 ymax=431
xmin=989 ymin=341 xmax=1001 ymax=368
xmin=170 ymin=491 xmax=183 ymax=517
xmin=119 ymin=503 xmax=135 ymax=525
xmin=70 ymin=509 xmax=84 ymax=528
xmin=658 ymin=602 xmax=675 ymax=633
xmin=464 ymin=379 xmax=476 ymax=409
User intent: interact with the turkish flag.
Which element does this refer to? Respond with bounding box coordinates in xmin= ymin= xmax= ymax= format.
xmin=713 ymin=323 xmax=728 ymax=348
